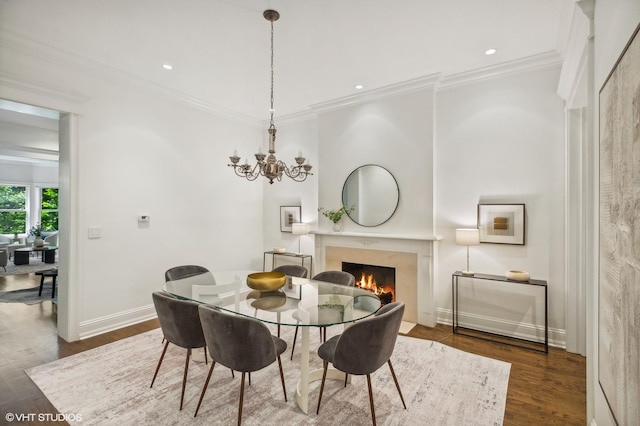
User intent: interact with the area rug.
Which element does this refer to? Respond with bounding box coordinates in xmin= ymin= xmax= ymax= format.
xmin=0 ymin=282 xmax=53 ymax=304
xmin=26 ymin=327 xmax=510 ymax=425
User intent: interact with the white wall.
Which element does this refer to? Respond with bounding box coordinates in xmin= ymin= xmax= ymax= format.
xmin=590 ymin=2 xmax=640 ymax=425
xmin=0 ymin=36 xmax=266 ymax=338
xmin=316 ymin=87 xmax=436 ymax=235
xmin=436 ymin=66 xmax=566 ymax=344
xmin=262 ymin=116 xmax=319 ymax=258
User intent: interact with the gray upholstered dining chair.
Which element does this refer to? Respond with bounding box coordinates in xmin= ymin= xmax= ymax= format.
xmin=165 ymin=264 xmax=210 ymax=281
xmin=194 ymin=304 xmax=288 ymax=424
xmin=316 ymin=302 xmax=406 ymax=425
xmin=272 ymin=264 xmax=308 ymax=278
xmin=290 ymin=270 xmax=355 ymax=359
xmin=150 ymin=291 xmax=207 ymax=411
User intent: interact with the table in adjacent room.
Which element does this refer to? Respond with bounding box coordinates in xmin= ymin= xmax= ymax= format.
xmin=13 ymin=246 xmax=58 ymax=265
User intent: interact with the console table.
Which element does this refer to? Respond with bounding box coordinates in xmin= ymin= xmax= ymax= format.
xmin=451 ymin=271 xmax=548 ymax=353
xmin=263 ymin=251 xmax=313 ymax=276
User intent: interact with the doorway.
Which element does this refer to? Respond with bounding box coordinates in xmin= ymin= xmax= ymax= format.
xmin=0 ymin=97 xmax=77 ymax=341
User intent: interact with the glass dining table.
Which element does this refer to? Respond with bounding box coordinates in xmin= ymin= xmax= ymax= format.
xmin=162 ymin=270 xmax=382 ymax=414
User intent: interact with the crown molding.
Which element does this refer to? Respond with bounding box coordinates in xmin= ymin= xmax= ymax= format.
xmin=0 ymin=141 xmax=59 ymax=162
xmin=0 ymin=29 xmax=261 ymax=127
xmin=438 ymin=51 xmax=563 ymax=91
xmin=0 ymin=72 xmax=90 ymax=115
xmin=309 ymin=74 xmax=441 ymax=114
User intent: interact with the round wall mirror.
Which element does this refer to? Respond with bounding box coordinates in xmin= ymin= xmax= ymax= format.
xmin=342 ymin=164 xmax=399 ymax=227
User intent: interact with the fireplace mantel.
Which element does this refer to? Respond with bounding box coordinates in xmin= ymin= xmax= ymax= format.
xmin=312 ymin=231 xmax=442 ymax=242
xmin=313 ymin=231 xmax=442 ymax=327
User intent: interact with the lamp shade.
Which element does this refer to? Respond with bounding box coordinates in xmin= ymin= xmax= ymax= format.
xmin=455 ymin=228 xmax=480 ymax=246
xmin=292 ymin=223 xmax=309 ymax=235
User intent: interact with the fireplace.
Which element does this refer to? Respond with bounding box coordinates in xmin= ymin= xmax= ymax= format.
xmin=342 ymin=262 xmax=395 ymax=304
xmin=314 ymin=232 xmax=441 ymax=326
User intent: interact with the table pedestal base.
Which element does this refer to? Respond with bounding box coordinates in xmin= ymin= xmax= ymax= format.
xmin=294 ymin=325 xmax=351 ymax=414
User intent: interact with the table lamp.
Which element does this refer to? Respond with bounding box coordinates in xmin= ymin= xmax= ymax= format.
xmin=292 ymin=223 xmax=309 ymax=255
xmin=455 ymin=228 xmax=480 ymax=276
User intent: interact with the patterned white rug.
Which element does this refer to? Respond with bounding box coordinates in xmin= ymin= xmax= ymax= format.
xmin=27 ymin=327 xmax=510 ymax=425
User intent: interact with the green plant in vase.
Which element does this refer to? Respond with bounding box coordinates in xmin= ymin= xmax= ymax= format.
xmin=318 ymin=205 xmax=355 ymax=231
xmin=29 ymin=224 xmax=44 ymax=246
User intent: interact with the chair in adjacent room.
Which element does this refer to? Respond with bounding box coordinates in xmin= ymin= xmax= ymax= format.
xmin=290 ymin=270 xmax=355 ymax=359
xmin=315 ymin=302 xmax=406 ymax=425
xmin=150 ymin=291 xmax=207 ymax=410
xmin=194 ymin=304 xmax=288 ymax=424
xmin=44 ymin=231 xmax=59 ymax=246
xmin=0 ymin=249 xmax=7 ymax=272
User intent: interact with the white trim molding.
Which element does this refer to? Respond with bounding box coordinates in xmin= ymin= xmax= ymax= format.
xmin=78 ymin=304 xmax=157 ymax=340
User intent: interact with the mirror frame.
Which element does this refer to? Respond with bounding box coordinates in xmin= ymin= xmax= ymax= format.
xmin=342 ymin=164 xmax=399 ymax=227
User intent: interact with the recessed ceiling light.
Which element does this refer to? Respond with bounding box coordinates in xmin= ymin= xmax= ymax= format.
xmin=355 ymin=84 xmax=364 ymax=90
xmin=162 ymin=64 xmax=173 ymax=70
xmin=484 ymin=48 xmax=497 ymax=56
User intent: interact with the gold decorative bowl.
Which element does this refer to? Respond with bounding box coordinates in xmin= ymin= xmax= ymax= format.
xmin=247 ymin=271 xmax=287 ymax=291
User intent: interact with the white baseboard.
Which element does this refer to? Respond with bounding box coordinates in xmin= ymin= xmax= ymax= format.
xmin=436 ymin=308 xmax=566 ymax=349
xmin=79 ymin=304 xmax=157 ymax=340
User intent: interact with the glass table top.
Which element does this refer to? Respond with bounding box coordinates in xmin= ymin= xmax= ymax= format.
xmin=162 ymin=270 xmax=381 ymax=328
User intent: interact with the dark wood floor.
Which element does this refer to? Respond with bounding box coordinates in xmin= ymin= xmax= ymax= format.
xmin=0 ymin=273 xmax=586 ymax=425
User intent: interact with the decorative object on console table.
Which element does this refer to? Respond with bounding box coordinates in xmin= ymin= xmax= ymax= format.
xmin=280 ymin=206 xmax=301 ymax=233
xmin=506 ymin=269 xmax=530 ymax=282
xmin=455 ymin=228 xmax=480 ymax=276
xmin=318 ymin=205 xmax=354 ymax=232
xmin=477 ymin=203 xmax=525 ymax=245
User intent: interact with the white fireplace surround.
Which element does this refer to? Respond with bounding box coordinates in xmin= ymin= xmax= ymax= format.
xmin=313 ymin=231 xmax=442 ymax=327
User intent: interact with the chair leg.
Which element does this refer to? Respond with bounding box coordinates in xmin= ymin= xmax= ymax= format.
xmin=194 ymin=361 xmax=217 ymax=417
xmin=290 ymin=326 xmax=299 ymax=360
xmin=238 ymin=372 xmax=246 ymax=426
xmin=316 ymin=360 xmax=329 ymax=414
xmin=248 ymin=372 xmax=251 ymax=386
xmin=344 ymin=373 xmax=348 ymax=387
xmin=366 ymin=374 xmax=376 ymax=426
xmin=277 ymin=355 xmax=287 ymax=402
xmin=388 ymin=360 xmax=407 ymax=409
xmin=38 ymin=275 xmax=45 ymax=296
xmin=150 ymin=341 xmax=169 ymax=388
xmin=180 ymin=348 xmax=191 ymax=410
xmin=204 ymin=346 xmax=208 ymax=365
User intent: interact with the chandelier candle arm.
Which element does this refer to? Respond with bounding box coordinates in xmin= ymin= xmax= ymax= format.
xmin=227 ymin=9 xmax=313 ymax=184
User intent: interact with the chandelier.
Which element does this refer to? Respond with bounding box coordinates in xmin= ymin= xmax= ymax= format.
xmin=228 ymin=9 xmax=313 ymax=184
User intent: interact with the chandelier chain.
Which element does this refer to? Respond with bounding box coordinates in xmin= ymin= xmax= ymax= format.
xmin=269 ymin=18 xmax=275 ymax=128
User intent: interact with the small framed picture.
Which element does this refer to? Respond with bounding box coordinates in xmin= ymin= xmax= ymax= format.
xmin=280 ymin=206 xmax=301 ymax=233
xmin=477 ymin=204 xmax=525 ymax=245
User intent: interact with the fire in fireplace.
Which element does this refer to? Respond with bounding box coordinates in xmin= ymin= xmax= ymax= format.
xmin=342 ymin=262 xmax=395 ymax=304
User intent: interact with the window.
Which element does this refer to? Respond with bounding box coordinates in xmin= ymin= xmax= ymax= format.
xmin=40 ymin=187 xmax=59 ymax=231
xmin=0 ymin=185 xmax=28 ymax=234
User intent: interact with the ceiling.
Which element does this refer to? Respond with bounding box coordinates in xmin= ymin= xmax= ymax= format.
xmin=0 ymin=0 xmax=574 ymax=122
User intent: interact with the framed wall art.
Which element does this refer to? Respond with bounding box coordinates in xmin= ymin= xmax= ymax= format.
xmin=280 ymin=206 xmax=301 ymax=233
xmin=477 ymin=204 xmax=525 ymax=245
xmin=598 ymin=21 xmax=640 ymax=426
